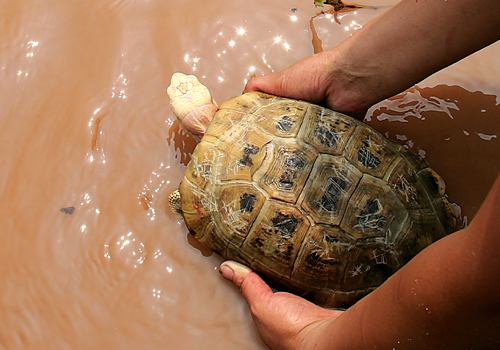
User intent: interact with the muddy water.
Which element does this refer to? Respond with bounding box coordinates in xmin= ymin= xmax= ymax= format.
xmin=0 ymin=0 xmax=498 ymax=349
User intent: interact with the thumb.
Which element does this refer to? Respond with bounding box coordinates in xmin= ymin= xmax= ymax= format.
xmin=220 ymin=260 xmax=342 ymax=350
xmin=220 ymin=260 xmax=274 ymax=307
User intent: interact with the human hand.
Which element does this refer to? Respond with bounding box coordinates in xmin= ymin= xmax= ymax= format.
xmin=219 ymin=260 xmax=343 ymax=350
xmin=243 ymin=49 xmax=369 ymax=120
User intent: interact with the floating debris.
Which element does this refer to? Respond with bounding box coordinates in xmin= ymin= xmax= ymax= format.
xmin=314 ymin=0 xmax=386 ymax=12
xmin=314 ymin=0 xmax=348 ymax=11
xmin=310 ymin=0 xmax=391 ymax=53
xmin=60 ymin=207 xmax=75 ymax=215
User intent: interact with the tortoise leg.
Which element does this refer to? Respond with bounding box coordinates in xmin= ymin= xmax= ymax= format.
xmin=168 ymin=189 xmax=183 ymax=217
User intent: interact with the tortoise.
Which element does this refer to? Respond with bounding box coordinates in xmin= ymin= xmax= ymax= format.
xmin=167 ymin=72 xmax=457 ymax=308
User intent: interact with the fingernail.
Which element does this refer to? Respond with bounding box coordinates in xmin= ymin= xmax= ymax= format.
xmin=219 ymin=264 xmax=234 ymax=280
xmin=219 ymin=261 xmax=252 ymax=280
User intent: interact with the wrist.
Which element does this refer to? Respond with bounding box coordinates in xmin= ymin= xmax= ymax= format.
xmin=320 ymin=44 xmax=385 ymax=118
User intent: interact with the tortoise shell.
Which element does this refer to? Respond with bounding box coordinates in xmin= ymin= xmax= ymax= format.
xmin=178 ymin=91 xmax=457 ymax=308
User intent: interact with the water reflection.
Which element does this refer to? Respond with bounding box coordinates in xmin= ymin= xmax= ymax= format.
xmin=367 ymin=84 xmax=500 ymax=222
xmin=139 ymin=162 xmax=171 ymax=219
xmin=366 ymin=87 xmax=459 ymax=122
xmin=166 ymin=120 xmax=197 ymax=166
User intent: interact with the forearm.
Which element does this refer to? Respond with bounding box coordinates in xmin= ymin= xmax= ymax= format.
xmin=327 ymin=0 xmax=500 ymax=112
xmin=311 ymin=175 xmax=500 ymax=350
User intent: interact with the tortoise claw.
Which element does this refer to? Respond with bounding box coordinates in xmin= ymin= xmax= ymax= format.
xmin=168 ymin=189 xmax=183 ymax=217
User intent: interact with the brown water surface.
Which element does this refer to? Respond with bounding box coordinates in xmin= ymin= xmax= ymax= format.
xmin=367 ymin=85 xmax=500 ymax=226
xmin=0 ymin=0 xmax=498 ymax=349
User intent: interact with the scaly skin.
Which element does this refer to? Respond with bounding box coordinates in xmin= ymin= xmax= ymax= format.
xmin=167 ymin=72 xmax=218 ymax=140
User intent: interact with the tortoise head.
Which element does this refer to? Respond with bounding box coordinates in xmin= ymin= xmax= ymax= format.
xmin=168 ymin=189 xmax=183 ymax=217
xmin=167 ymin=72 xmax=218 ymax=142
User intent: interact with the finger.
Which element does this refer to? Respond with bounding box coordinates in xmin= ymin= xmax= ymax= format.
xmin=243 ymin=73 xmax=284 ymax=95
xmin=220 ymin=260 xmax=274 ymax=306
xmin=243 ymin=75 xmax=264 ymax=93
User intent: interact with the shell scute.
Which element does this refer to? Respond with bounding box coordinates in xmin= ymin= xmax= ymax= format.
xmin=203 ymin=109 xmax=246 ymax=145
xmin=340 ymin=175 xmax=409 ymax=241
xmin=218 ymin=93 xmax=261 ymax=115
xmin=292 ymin=224 xmax=353 ymax=291
xmin=345 ymin=126 xmax=401 ymax=178
xmin=395 ymin=209 xmax=444 ymax=256
xmin=242 ymin=199 xmax=311 ymax=277
xmin=299 ymin=105 xmax=357 ymax=155
xmin=179 ymin=180 xmax=221 ymax=246
xmin=218 ymin=127 xmax=273 ymax=182
xmin=298 ymin=154 xmax=363 ymax=225
xmin=212 ymin=182 xmax=267 ymax=246
xmin=256 ymin=138 xmax=318 ymax=204
xmin=184 ymin=140 xmax=222 ymax=190
xmin=386 ymin=158 xmax=435 ymax=210
xmin=341 ymin=242 xmax=399 ymax=292
xmin=254 ymin=99 xmax=308 ymax=138
xmin=417 ymin=167 xmax=457 ymax=233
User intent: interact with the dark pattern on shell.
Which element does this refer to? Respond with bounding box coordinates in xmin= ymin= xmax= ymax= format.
xmin=314 ymin=126 xmax=338 ymax=147
xmin=317 ymin=176 xmax=347 ymax=212
xmin=239 ymin=144 xmax=260 ymax=166
xmin=323 ymin=234 xmax=340 ymax=243
xmin=271 ymin=212 xmax=300 ymax=238
xmin=306 ymin=251 xmax=340 ymax=266
xmin=276 ymin=116 xmax=295 ymax=131
xmin=358 ymin=147 xmax=381 ymax=169
xmin=357 ymin=199 xmax=387 ymax=229
xmin=240 ymin=193 xmax=257 ymax=212
xmin=279 ymin=155 xmax=305 ymax=189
